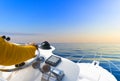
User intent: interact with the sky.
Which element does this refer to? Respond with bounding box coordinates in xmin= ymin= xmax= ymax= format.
xmin=0 ymin=0 xmax=120 ymax=43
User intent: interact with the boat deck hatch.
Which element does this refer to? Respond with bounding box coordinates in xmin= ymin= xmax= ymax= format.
xmin=45 ymin=55 xmax=61 ymax=67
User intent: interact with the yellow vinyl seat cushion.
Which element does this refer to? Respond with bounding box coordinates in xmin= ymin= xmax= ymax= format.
xmin=0 ymin=37 xmax=37 ymax=66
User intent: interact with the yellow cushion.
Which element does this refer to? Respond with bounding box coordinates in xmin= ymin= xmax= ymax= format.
xmin=0 ymin=37 xmax=36 ymax=66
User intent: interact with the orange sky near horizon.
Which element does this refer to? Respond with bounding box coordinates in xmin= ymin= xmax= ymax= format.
xmin=7 ymin=31 xmax=120 ymax=44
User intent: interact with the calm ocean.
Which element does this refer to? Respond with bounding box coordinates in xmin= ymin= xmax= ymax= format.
xmin=51 ymin=43 xmax=120 ymax=81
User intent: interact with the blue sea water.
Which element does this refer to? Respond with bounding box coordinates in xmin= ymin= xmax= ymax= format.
xmin=51 ymin=43 xmax=120 ymax=81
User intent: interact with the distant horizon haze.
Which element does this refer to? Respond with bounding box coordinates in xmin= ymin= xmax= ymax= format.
xmin=1 ymin=32 xmax=120 ymax=44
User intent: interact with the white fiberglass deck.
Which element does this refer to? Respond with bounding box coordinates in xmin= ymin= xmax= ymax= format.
xmin=77 ymin=62 xmax=117 ymax=81
xmin=0 ymin=46 xmax=117 ymax=81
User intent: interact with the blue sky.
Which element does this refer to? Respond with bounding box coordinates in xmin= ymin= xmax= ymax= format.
xmin=0 ymin=0 xmax=120 ymax=43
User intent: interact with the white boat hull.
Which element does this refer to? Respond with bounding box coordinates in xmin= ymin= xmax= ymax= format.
xmin=0 ymin=46 xmax=117 ymax=81
xmin=77 ymin=62 xmax=117 ymax=81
